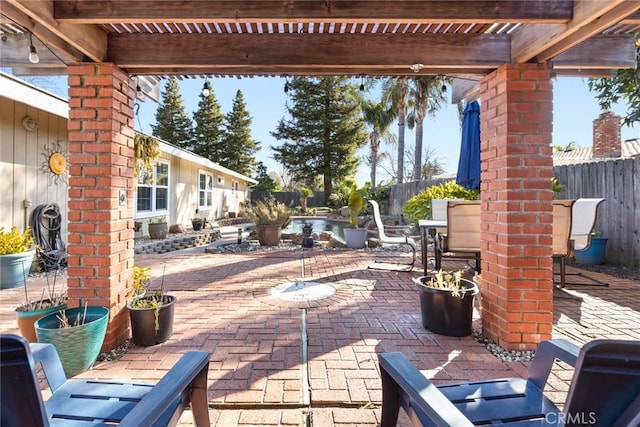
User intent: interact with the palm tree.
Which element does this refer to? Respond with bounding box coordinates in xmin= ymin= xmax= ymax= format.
xmin=407 ymin=77 xmax=448 ymax=181
xmin=361 ymin=100 xmax=396 ymax=190
xmin=382 ymin=77 xmax=410 ymax=184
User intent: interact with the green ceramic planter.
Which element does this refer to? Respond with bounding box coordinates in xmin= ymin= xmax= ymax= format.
xmin=35 ymin=306 xmax=109 ymax=377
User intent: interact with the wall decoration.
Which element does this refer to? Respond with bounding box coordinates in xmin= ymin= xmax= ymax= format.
xmin=41 ymin=141 xmax=68 ymax=186
xmin=22 ymin=116 xmax=38 ymax=131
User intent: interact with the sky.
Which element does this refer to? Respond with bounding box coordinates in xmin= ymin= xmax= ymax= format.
xmin=14 ymin=73 xmax=638 ymax=185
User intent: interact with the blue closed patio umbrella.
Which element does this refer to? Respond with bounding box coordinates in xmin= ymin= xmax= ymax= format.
xmin=456 ymin=100 xmax=481 ymax=190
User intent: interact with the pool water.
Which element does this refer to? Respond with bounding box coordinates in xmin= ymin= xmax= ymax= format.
xmin=283 ymin=217 xmax=348 ymax=240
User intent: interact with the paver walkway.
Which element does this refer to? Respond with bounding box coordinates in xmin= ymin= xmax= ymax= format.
xmin=1 ymin=245 xmax=638 ymax=426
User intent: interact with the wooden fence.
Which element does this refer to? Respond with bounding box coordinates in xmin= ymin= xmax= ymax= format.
xmin=387 ymin=158 xmax=639 ymax=267
xmin=554 ymin=158 xmax=639 ymax=267
xmin=250 ymin=191 xmax=325 ymax=207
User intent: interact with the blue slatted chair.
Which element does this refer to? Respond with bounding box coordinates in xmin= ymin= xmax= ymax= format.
xmin=379 ymin=339 xmax=640 ymax=426
xmin=1 ymin=334 xmax=210 ymax=426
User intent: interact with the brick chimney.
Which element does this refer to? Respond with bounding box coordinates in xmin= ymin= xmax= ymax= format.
xmin=592 ymin=111 xmax=622 ymax=158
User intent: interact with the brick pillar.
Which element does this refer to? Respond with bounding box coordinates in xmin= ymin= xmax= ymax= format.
xmin=593 ymin=111 xmax=622 ymax=158
xmin=67 ymin=64 xmax=135 ymax=350
xmin=479 ymin=63 xmax=554 ymax=351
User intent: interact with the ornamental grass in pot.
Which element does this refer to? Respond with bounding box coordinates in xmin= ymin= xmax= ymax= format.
xmin=413 ymin=270 xmax=479 ymax=337
xmin=15 ymin=269 xmax=67 ymax=343
xmin=246 ymin=195 xmax=292 ymax=246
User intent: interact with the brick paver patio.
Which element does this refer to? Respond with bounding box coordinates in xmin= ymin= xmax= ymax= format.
xmin=1 ymin=246 xmax=638 ymax=426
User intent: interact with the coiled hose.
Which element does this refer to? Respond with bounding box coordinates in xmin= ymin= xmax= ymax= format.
xmin=30 ymin=203 xmax=67 ymax=272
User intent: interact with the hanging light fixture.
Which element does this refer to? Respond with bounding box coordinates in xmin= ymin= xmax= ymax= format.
xmin=359 ymin=75 xmax=365 ymax=91
xmin=135 ymin=78 xmax=146 ymax=101
xmin=28 ymin=33 xmax=39 ymax=64
xmin=202 ymin=80 xmax=211 ymax=97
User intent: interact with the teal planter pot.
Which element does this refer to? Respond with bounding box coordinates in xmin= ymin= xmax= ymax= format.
xmin=35 ymin=306 xmax=109 ymax=377
xmin=574 ymin=237 xmax=608 ymax=265
xmin=0 ymin=249 xmax=36 ymax=289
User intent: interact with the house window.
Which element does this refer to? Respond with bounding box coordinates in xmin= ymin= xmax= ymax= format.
xmin=232 ymin=181 xmax=239 ymax=193
xmin=136 ymin=160 xmax=170 ymax=214
xmin=217 ymin=176 xmax=225 ymax=186
xmin=199 ymin=171 xmax=214 ymax=208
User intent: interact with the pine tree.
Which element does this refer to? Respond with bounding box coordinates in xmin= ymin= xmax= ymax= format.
xmin=271 ymin=77 xmax=368 ymax=204
xmin=253 ymin=162 xmax=278 ymax=191
xmin=151 ymin=78 xmax=193 ymax=149
xmin=192 ymin=81 xmax=225 ymax=162
xmin=221 ymin=90 xmax=260 ymax=175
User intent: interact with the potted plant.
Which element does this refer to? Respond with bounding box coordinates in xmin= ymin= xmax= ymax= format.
xmin=15 ymin=269 xmax=68 ymax=343
xmin=246 ymin=195 xmax=292 ymax=246
xmin=128 ymin=265 xmax=151 ymax=299
xmin=128 ymin=267 xmax=176 ymax=346
xmin=148 ymin=216 xmax=167 ymax=239
xmin=574 ymin=229 xmax=608 ymax=265
xmin=35 ymin=303 xmax=110 ymax=377
xmin=343 ymin=190 xmax=367 ymax=249
xmin=0 ymin=226 xmax=37 ymax=289
xmin=298 ymin=187 xmax=314 ymax=213
xmin=191 ymin=217 xmax=205 ymax=231
xmin=413 ymin=270 xmax=479 ymax=337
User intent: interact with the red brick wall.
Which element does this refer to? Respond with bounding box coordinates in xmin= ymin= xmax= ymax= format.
xmin=67 ymin=64 xmax=135 ymax=350
xmin=479 ymin=63 xmax=554 ymax=350
xmin=593 ymin=111 xmax=622 ymax=158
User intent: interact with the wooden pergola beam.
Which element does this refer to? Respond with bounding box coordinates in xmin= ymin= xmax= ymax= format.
xmin=5 ymin=0 xmax=107 ymax=62
xmin=512 ymin=0 xmax=640 ymax=63
xmin=109 ymin=33 xmax=510 ymax=70
xmin=54 ymin=0 xmax=573 ymax=24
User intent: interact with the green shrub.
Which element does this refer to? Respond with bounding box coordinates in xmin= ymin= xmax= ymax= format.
xmin=402 ymin=181 xmax=478 ymax=225
xmin=0 ymin=227 xmax=34 ymax=255
xmin=347 ymin=190 xmax=364 ymax=228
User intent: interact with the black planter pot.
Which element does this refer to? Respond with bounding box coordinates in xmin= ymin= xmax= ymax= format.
xmin=415 ymin=277 xmax=478 ymax=337
xmin=128 ymin=295 xmax=176 ymax=346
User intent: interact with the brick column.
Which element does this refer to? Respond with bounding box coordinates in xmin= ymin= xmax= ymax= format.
xmin=593 ymin=111 xmax=622 ymax=158
xmin=479 ymin=63 xmax=554 ymax=350
xmin=67 ymin=64 xmax=135 ymax=350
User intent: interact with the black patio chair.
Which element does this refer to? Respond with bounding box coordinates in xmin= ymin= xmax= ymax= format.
xmin=1 ymin=334 xmax=211 ymax=426
xmin=379 ymin=339 xmax=640 ymax=426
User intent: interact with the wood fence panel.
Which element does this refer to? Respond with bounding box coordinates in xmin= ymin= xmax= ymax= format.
xmin=553 ymin=158 xmax=639 ymax=267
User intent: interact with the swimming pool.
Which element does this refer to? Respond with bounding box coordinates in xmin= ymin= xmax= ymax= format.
xmin=282 ymin=217 xmax=348 ymax=240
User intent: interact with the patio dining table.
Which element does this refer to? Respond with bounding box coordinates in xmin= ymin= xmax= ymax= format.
xmin=418 ymin=219 xmax=447 ymax=275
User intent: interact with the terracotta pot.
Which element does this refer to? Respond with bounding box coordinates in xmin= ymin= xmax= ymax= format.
xmin=15 ymin=300 xmax=67 ymax=342
xmin=256 ymin=224 xmax=282 ymax=246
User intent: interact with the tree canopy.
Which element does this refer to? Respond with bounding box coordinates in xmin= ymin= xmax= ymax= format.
xmin=151 ymin=78 xmax=193 ymax=149
xmin=271 ymin=77 xmax=368 ymax=203
xmin=192 ymin=81 xmax=225 ymax=162
xmin=221 ymin=90 xmax=260 ymax=176
xmin=588 ymin=36 xmax=640 ymax=127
